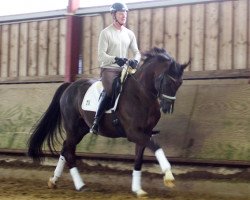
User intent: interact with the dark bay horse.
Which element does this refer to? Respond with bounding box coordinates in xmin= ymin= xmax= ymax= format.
xmin=28 ymin=47 xmax=190 ymax=197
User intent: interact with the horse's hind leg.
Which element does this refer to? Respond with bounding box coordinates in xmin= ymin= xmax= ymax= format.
xmin=49 ymin=119 xmax=89 ymax=191
xmin=48 ymin=155 xmax=66 ymax=188
xmin=63 ymin=139 xmax=85 ymax=191
xmin=146 ymin=138 xmax=175 ymax=188
xmin=132 ymin=144 xmax=148 ymax=197
xmin=48 ymin=140 xmax=85 ymax=190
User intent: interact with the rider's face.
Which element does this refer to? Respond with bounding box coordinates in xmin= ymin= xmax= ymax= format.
xmin=115 ymin=11 xmax=127 ymax=25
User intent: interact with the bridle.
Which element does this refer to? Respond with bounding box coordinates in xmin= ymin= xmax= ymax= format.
xmin=124 ymin=56 xmax=181 ymax=105
xmin=158 ymin=73 xmax=179 ymax=102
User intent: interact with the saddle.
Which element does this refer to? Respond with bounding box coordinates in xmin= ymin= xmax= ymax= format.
xmin=82 ymin=66 xmax=136 ymax=137
xmin=81 ymin=66 xmax=136 ymax=113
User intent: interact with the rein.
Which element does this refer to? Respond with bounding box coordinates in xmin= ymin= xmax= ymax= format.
xmin=128 ymin=68 xmax=177 ymax=102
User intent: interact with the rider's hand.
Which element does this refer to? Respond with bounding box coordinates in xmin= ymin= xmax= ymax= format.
xmin=115 ymin=57 xmax=127 ymax=67
xmin=128 ymin=59 xmax=138 ymax=69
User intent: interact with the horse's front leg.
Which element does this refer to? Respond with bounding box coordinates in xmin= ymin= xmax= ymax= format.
xmin=146 ymin=138 xmax=175 ymax=188
xmin=132 ymin=144 xmax=148 ymax=197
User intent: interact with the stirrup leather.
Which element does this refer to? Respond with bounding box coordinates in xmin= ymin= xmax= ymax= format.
xmin=90 ymin=119 xmax=98 ymax=134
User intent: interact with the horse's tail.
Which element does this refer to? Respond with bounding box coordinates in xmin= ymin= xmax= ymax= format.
xmin=27 ymin=82 xmax=71 ymax=163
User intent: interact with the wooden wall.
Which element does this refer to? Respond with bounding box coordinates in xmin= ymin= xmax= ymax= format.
xmin=0 ymin=18 xmax=67 ymax=82
xmin=81 ymin=0 xmax=250 ymax=76
xmin=0 ymin=0 xmax=250 ymax=82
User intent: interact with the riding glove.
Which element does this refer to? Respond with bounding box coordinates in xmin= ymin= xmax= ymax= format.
xmin=128 ymin=59 xmax=138 ymax=68
xmin=115 ymin=57 xmax=127 ymax=67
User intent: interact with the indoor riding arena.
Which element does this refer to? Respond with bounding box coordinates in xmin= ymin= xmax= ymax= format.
xmin=0 ymin=0 xmax=249 ymax=199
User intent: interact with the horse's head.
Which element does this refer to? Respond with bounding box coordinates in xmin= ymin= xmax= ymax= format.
xmin=155 ymin=56 xmax=190 ymax=114
xmin=138 ymin=47 xmax=190 ymax=113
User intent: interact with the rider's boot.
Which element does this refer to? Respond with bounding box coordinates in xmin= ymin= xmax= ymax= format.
xmin=90 ymin=91 xmax=110 ymax=134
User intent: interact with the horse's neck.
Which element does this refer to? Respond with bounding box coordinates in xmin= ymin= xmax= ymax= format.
xmin=141 ymin=74 xmax=155 ymax=92
xmin=133 ymin=68 xmax=157 ymax=100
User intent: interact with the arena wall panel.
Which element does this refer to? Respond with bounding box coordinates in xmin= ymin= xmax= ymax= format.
xmin=0 ymin=79 xmax=249 ymax=162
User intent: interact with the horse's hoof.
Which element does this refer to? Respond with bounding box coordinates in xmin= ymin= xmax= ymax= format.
xmin=48 ymin=177 xmax=57 ymax=189
xmin=163 ymin=170 xmax=175 ymax=188
xmin=76 ymin=184 xmax=88 ymax=192
xmin=74 ymin=182 xmax=86 ymax=191
xmin=164 ymin=180 xmax=175 ymax=188
xmin=133 ymin=189 xmax=148 ymax=198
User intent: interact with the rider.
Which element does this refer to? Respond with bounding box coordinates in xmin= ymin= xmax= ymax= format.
xmin=90 ymin=2 xmax=141 ymax=134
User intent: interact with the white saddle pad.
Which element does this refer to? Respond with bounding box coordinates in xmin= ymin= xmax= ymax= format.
xmin=81 ymin=81 xmax=120 ymax=113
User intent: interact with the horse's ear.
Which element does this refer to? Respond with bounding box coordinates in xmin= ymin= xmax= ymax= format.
xmin=181 ymin=59 xmax=191 ymax=70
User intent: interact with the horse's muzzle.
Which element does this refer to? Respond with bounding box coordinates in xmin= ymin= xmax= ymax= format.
xmin=160 ymin=101 xmax=174 ymax=114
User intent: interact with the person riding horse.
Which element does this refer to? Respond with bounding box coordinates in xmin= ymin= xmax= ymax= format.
xmin=27 ymin=2 xmax=190 ymax=197
xmin=28 ymin=47 xmax=190 ymax=196
xmin=90 ymin=2 xmax=141 ymax=134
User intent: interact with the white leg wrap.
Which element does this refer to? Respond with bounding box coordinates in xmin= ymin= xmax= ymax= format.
xmin=51 ymin=155 xmax=66 ymax=184
xmin=54 ymin=155 xmax=66 ymax=177
xmin=131 ymin=170 xmax=148 ymax=197
xmin=70 ymin=167 xmax=85 ymax=190
xmin=132 ymin=170 xmax=142 ymax=192
xmin=155 ymin=148 xmax=171 ymax=173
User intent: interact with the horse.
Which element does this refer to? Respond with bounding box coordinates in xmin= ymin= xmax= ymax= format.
xmin=27 ymin=47 xmax=190 ymax=198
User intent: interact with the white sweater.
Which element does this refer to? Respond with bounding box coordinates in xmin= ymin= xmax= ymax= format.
xmin=98 ymin=24 xmax=141 ymax=68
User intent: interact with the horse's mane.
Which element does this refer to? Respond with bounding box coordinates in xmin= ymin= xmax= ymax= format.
xmin=139 ymin=47 xmax=185 ymax=78
xmin=141 ymin=47 xmax=173 ymax=64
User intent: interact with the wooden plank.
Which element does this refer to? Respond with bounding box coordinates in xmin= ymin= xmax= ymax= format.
xmin=0 ymin=75 xmax=64 ymax=83
xmin=48 ymin=19 xmax=59 ymax=75
xmin=1 ymin=25 xmax=9 ymax=78
xmin=127 ymin=10 xmax=139 ymax=59
xmin=82 ymin=16 xmax=91 ymax=75
xmin=233 ymin=0 xmax=248 ymax=69
xmin=19 ymin=23 xmax=28 ymax=77
xmin=128 ymin=10 xmax=139 ymax=39
xmin=164 ymin=6 xmax=178 ymax=59
xmin=151 ymin=8 xmax=164 ymax=48
xmin=0 ymin=25 xmax=1 ymax=77
xmin=178 ymin=5 xmax=191 ymax=64
xmin=91 ymin=15 xmax=103 ymax=76
xmin=58 ymin=18 xmax=66 ymax=75
xmin=0 ymin=68 xmax=249 ymax=83
xmin=37 ymin=20 xmax=48 ymax=76
xmin=204 ymin=2 xmax=219 ymax=71
xmin=248 ymin=0 xmax=250 ymax=69
xmin=28 ymin=21 xmax=38 ymax=76
xmin=218 ymin=1 xmax=233 ymax=70
xmin=191 ymin=4 xmax=205 ymax=71
xmin=104 ymin=12 xmax=112 ymax=27
xmin=138 ymin=9 xmax=151 ymax=52
xmin=184 ymin=68 xmax=250 ymax=80
xmin=9 ymin=24 xmax=19 ymax=77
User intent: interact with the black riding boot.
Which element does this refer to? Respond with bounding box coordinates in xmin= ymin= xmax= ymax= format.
xmin=90 ymin=91 xmax=110 ymax=134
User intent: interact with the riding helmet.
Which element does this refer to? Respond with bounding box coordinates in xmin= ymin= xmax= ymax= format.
xmin=110 ymin=2 xmax=129 ymax=13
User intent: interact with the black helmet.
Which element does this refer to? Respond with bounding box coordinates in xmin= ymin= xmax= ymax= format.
xmin=110 ymin=2 xmax=128 ymax=13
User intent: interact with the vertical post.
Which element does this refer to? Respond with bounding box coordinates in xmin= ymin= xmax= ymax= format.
xmin=65 ymin=0 xmax=81 ymax=82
